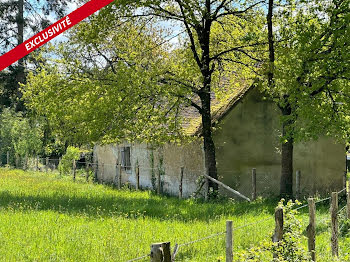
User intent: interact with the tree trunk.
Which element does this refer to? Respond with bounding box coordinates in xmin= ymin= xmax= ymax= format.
xmin=197 ymin=11 xmax=218 ymax=197
xmin=16 ymin=0 xmax=25 ymax=111
xmin=279 ymin=106 xmax=294 ymax=198
xmin=267 ymin=0 xmax=294 ymax=198
xmin=200 ymin=91 xmax=219 ymax=196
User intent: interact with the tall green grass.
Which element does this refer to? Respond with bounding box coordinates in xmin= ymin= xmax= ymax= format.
xmin=0 ymin=168 xmax=348 ymax=261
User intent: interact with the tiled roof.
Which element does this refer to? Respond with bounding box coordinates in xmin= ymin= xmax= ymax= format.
xmin=182 ymin=82 xmax=254 ymax=136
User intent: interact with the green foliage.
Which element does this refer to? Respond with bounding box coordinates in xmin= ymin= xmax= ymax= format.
xmin=340 ymin=219 xmax=350 ymax=237
xmin=272 ymin=200 xmax=310 ymax=261
xmin=0 ymin=108 xmax=43 ymax=159
xmin=264 ymin=0 xmax=350 ymax=143
xmin=58 ymin=146 xmax=81 ymax=175
xmin=237 ymin=200 xmax=310 ymax=262
xmin=339 ymin=205 xmax=350 ymax=238
xmin=23 ymin=17 xmax=184 ymax=145
xmin=22 ymin=1 xmax=266 ymax=147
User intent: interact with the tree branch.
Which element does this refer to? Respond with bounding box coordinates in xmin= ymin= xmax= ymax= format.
xmin=210 ymin=41 xmax=267 ymax=61
xmin=216 ymin=0 xmax=265 ymax=19
xmin=176 ymin=1 xmax=203 ymax=69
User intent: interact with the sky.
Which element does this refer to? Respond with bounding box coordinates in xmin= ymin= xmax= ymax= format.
xmin=0 ymin=0 xmax=184 ymax=59
xmin=23 ymin=1 xmax=183 ymax=46
xmin=23 ymin=0 xmax=78 ymax=43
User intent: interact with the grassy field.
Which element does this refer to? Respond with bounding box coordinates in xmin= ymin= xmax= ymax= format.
xmin=0 ymin=168 xmax=349 ymax=261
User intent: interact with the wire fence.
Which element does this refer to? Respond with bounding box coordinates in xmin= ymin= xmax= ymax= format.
xmin=126 ymin=254 xmax=150 ymax=262
xmin=122 ymin=205 xmax=278 ymax=261
xmin=1 ymin=153 xmax=348 ymax=206
xmin=1 ymin=153 xmax=349 ymax=260
xmin=1 ymin=153 xmax=347 ymax=199
xmin=294 ymin=187 xmax=346 ymax=211
xmin=125 ymin=185 xmax=349 ymax=262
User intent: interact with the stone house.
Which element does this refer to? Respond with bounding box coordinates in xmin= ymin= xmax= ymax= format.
xmin=94 ymin=84 xmax=345 ymax=199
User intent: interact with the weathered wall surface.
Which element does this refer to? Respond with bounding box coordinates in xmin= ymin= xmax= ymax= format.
xmin=94 ymin=143 xmax=153 ymax=188
xmin=214 ymin=87 xmax=345 ymax=198
xmin=94 ymin=140 xmax=205 ymax=198
xmin=293 ymin=137 xmax=345 ymax=195
xmin=94 ymin=87 xmax=345 ymax=199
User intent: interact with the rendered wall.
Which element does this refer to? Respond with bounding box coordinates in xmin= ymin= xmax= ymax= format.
xmin=94 ymin=87 xmax=345 ymax=199
xmin=214 ymin=87 xmax=345 ymax=198
xmin=94 ymin=141 xmax=205 ymax=198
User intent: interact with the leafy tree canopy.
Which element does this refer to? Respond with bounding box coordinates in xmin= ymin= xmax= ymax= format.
xmin=0 ymin=108 xmax=43 ymax=158
xmin=266 ymin=0 xmax=350 ymax=143
xmin=23 ymin=16 xmax=184 ymax=145
xmin=23 ymin=1 xmax=265 ymax=147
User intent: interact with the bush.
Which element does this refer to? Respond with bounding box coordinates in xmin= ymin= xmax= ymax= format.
xmin=272 ymin=200 xmax=311 ymax=261
xmin=0 ymin=108 xmax=43 ymax=160
xmin=58 ymin=146 xmax=81 ymax=175
xmin=236 ymin=200 xmax=311 ymax=262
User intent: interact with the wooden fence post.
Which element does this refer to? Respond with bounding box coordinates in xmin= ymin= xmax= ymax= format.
xmin=272 ymin=207 xmax=283 ymax=258
xmin=296 ymin=170 xmax=301 ymax=200
xmin=15 ymin=155 xmax=19 ymax=168
xmin=58 ymin=157 xmax=62 ymax=176
xmin=252 ymin=168 xmax=257 ymax=201
xmin=226 ymin=220 xmax=233 ymax=262
xmin=135 ymin=165 xmax=140 ymax=190
xmin=331 ymin=192 xmax=338 ymax=257
xmin=36 ymin=156 xmax=39 ymax=171
xmin=150 ymin=242 xmax=171 ymax=262
xmin=101 ymin=163 xmax=104 ymax=182
xmin=86 ymin=161 xmax=90 ymax=182
xmin=179 ymin=166 xmax=184 ymax=199
xmin=344 ymin=171 xmax=347 ymax=190
xmin=205 ymin=178 xmax=209 ymax=201
xmin=93 ymin=162 xmax=98 ymax=182
xmin=347 ymin=181 xmax=350 ymax=220
xmin=307 ymin=198 xmax=316 ymax=261
xmin=157 ymin=169 xmax=161 ymax=194
xmin=6 ymin=151 xmax=9 ymax=166
xmin=24 ymin=154 xmax=28 ymax=170
xmin=45 ymin=157 xmax=49 ymax=172
xmin=114 ymin=162 xmax=118 ymax=187
xmin=273 ymin=207 xmax=283 ymax=242
xmin=118 ymin=163 xmax=122 ymax=189
xmin=73 ymin=159 xmax=76 ymax=182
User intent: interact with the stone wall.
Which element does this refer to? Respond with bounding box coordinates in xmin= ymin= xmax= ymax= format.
xmin=94 ymin=140 xmax=205 ymax=198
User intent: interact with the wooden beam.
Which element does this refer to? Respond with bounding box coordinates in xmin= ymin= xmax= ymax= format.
xmin=136 ymin=165 xmax=140 ymax=190
xmin=251 ymin=168 xmax=257 ymax=201
xmin=179 ymin=167 xmax=184 ymax=199
xmin=226 ymin=220 xmax=233 ymax=262
xmin=202 ymin=174 xmax=250 ymax=201
xmin=307 ymin=198 xmax=316 ymax=261
xmin=331 ymin=192 xmax=338 ymax=257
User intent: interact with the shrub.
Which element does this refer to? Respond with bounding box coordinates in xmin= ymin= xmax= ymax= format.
xmin=272 ymin=200 xmax=310 ymax=261
xmin=58 ymin=146 xmax=81 ymax=175
xmin=236 ymin=200 xmax=311 ymax=261
xmin=0 ymin=108 xmax=43 ymax=160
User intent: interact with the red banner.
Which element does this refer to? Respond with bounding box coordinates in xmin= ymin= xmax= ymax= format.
xmin=0 ymin=0 xmax=115 ymax=71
